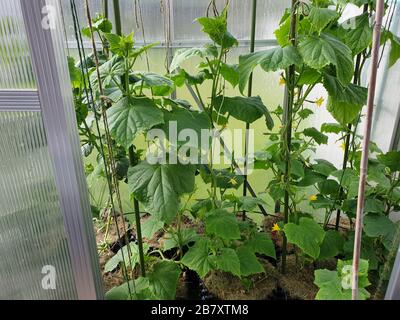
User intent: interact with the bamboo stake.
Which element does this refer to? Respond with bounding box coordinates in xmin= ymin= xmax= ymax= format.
xmin=243 ymin=0 xmax=257 ymax=221
xmin=352 ymin=0 xmax=385 ymax=300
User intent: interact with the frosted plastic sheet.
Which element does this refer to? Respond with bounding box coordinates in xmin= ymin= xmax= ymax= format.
xmin=62 ymin=0 xmax=290 ymax=45
xmin=173 ymin=0 xmax=290 ymax=41
xmin=371 ymin=5 xmax=400 ymax=152
xmin=0 ymin=111 xmax=77 ymax=300
xmin=0 ymin=0 xmax=36 ymax=89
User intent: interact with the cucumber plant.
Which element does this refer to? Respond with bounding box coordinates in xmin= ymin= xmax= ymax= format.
xmin=167 ymin=7 xmax=277 ymax=286
xmin=238 ymin=0 xmax=400 ymax=284
xmin=68 ymin=1 xmax=400 ymax=300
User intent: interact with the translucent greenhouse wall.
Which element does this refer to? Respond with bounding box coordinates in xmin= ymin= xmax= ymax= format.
xmin=0 ymin=0 xmax=103 ymax=299
xmin=0 ymin=0 xmax=399 ymax=299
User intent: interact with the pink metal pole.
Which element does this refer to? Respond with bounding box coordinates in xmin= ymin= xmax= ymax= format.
xmin=352 ymin=0 xmax=385 ymax=300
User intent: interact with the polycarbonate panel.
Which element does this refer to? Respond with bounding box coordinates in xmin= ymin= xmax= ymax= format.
xmin=62 ymin=0 xmax=164 ymax=43
xmin=371 ymin=4 xmax=400 ymax=152
xmin=0 ymin=111 xmax=77 ymax=299
xmin=62 ymin=0 xmax=290 ymax=47
xmin=0 ymin=0 xmax=36 ymax=89
xmin=173 ymin=0 xmax=290 ymax=42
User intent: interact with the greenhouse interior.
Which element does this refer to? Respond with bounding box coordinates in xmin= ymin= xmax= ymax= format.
xmin=0 ymin=0 xmax=400 ymax=303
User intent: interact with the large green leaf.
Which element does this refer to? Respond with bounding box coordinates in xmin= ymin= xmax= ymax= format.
xmin=284 ymin=218 xmax=325 ymax=259
xmin=318 ymin=179 xmax=341 ymax=196
xmin=303 ymin=127 xmax=328 ymax=145
xmin=141 ymin=216 xmax=164 ymax=239
xmin=196 ymin=9 xmax=238 ymax=48
xmin=205 ymin=209 xmax=240 ymax=240
xmin=138 ymin=72 xmax=175 ymax=96
xmin=364 ymin=213 xmax=396 ymax=238
xmin=259 ymin=46 xmax=302 ymax=72
xmin=308 ymin=6 xmax=339 ymax=32
xmin=244 ymin=232 xmax=276 ymax=259
xmin=237 ymin=196 xmax=267 ymax=212
xmin=321 ymin=122 xmax=345 ymax=134
xmin=274 ymin=16 xmax=291 ymax=47
xmin=312 ymin=159 xmax=337 ymax=176
xmin=148 ymin=261 xmax=181 ymax=300
xmin=323 ymin=73 xmax=368 ymax=125
xmin=104 ymin=32 xmax=134 ymax=57
xmin=104 ymin=243 xmax=150 ymax=273
xmin=106 ymin=277 xmax=153 ymax=300
xmin=236 ymin=246 xmax=264 ymax=276
xmin=342 ymin=12 xmax=373 ymax=55
xmin=90 ymin=55 xmax=124 ymax=90
xmin=156 ymin=106 xmax=211 ymax=148
xmin=68 ymin=56 xmax=82 ymax=88
xmin=314 ymin=259 xmax=371 ymax=300
xmin=377 ymin=151 xmax=400 ymax=172
xmin=181 ymin=238 xmax=215 ymax=278
xmin=297 ymin=169 xmax=325 ymax=187
xmin=314 ymin=269 xmax=345 ymax=300
xmin=82 ymin=15 xmax=112 ymax=37
xmin=364 ymin=198 xmax=385 ymax=213
xmin=163 ymin=228 xmax=199 ymax=251
xmin=238 ymin=51 xmax=266 ymax=94
xmin=213 ymin=96 xmax=274 ymax=129
xmin=389 ymin=34 xmax=400 ymax=68
xmin=220 ymin=62 xmax=239 ymax=87
xmin=107 ymin=96 xmax=164 ymax=148
xmin=299 ymin=33 xmax=353 ymax=85
xmin=318 ymin=230 xmax=344 ymax=260
xmin=238 ymin=45 xmax=302 ymax=94
xmin=128 ymin=161 xmax=196 ymax=223
xmin=170 ymin=46 xmax=217 ymax=72
xmin=215 ymin=248 xmax=241 ymax=277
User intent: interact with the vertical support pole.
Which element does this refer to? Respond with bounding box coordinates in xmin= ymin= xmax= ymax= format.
xmin=166 ymin=0 xmax=176 ymax=99
xmin=20 ymin=0 xmax=103 ymax=299
xmin=112 ymin=0 xmax=146 ymax=277
xmin=242 ymin=0 xmax=257 ymax=221
xmin=113 ymin=0 xmax=122 ymax=35
xmin=352 ymin=0 xmax=385 ymax=300
xmin=281 ymin=0 xmax=297 ymax=275
xmin=103 ymin=0 xmax=109 ymax=19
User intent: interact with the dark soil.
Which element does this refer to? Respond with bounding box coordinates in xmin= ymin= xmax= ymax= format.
xmin=95 ymin=213 xmax=339 ymax=300
xmin=204 ymin=259 xmax=279 ymax=300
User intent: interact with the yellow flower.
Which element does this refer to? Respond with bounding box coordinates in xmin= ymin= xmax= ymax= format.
xmin=309 ymin=194 xmax=318 ymax=201
xmin=279 ymin=76 xmax=286 ymax=86
xmin=340 ymin=142 xmax=346 ymax=151
xmin=229 ymin=178 xmax=238 ymax=186
xmin=315 ymin=97 xmax=324 ymax=107
xmin=272 ymin=223 xmax=281 ymax=232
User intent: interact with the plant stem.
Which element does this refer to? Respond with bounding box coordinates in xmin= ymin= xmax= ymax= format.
xmin=113 ymin=0 xmax=146 ymax=279
xmin=352 ymin=0 xmax=384 ymax=300
xmin=335 ymin=4 xmax=368 ymax=230
xmin=281 ymin=0 xmax=297 ymax=275
xmin=129 ymin=146 xmax=146 ymax=277
xmin=243 ymin=0 xmax=257 ymax=221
